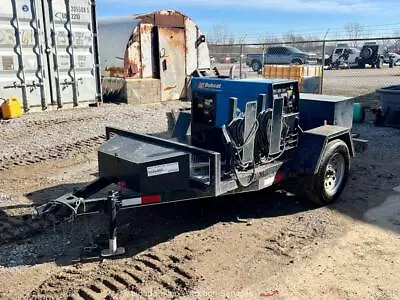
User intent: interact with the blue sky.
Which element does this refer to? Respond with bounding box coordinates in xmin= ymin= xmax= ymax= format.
xmin=97 ymin=0 xmax=400 ymax=42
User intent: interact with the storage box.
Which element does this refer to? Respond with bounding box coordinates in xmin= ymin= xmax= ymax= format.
xmin=299 ymin=93 xmax=354 ymax=130
xmin=98 ymin=135 xmax=190 ymax=194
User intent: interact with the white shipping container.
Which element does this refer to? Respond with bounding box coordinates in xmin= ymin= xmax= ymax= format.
xmin=0 ymin=0 xmax=101 ymax=111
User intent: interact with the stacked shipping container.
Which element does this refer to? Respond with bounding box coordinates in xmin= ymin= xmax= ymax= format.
xmin=0 ymin=0 xmax=101 ymax=111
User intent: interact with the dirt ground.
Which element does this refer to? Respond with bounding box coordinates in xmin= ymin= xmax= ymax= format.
xmin=0 ymin=104 xmax=400 ymax=299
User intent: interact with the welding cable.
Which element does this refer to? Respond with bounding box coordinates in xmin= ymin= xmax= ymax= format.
xmin=233 ymin=162 xmax=256 ymax=188
xmin=226 ymin=118 xmax=259 ymax=187
xmin=227 ymin=117 xmax=259 ymax=152
xmin=255 ymin=109 xmax=273 ymax=158
xmin=228 ymin=119 xmax=259 ymax=170
xmin=263 ymin=118 xmax=291 ymax=164
xmin=296 ymin=116 xmax=304 ymax=133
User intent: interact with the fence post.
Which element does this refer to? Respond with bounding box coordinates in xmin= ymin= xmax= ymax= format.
xmin=261 ymin=44 xmax=266 ymax=77
xmin=320 ymin=40 xmax=326 ymax=94
xmin=239 ymin=44 xmax=243 ymax=79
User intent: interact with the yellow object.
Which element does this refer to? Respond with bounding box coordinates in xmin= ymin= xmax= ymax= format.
xmin=263 ymin=65 xmax=321 ymax=79
xmin=1 ymin=97 xmax=23 ymax=119
xmin=263 ymin=65 xmax=322 ymax=93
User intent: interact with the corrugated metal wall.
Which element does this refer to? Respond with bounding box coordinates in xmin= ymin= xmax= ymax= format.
xmin=0 ymin=0 xmax=101 ymax=111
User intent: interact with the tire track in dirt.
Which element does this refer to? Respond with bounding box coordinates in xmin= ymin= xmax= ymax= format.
xmin=29 ymin=248 xmax=197 ymax=299
xmin=0 ymin=116 xmax=105 ymax=132
xmin=0 ymin=135 xmax=106 ymax=172
xmin=265 ymin=210 xmax=337 ymax=258
xmin=0 ymin=116 xmax=107 ymax=142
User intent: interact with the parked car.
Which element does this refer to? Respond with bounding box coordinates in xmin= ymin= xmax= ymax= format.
xmin=356 ymin=43 xmax=385 ymax=68
xmin=331 ymin=47 xmax=360 ymax=68
xmin=384 ymin=52 xmax=400 ymax=66
xmin=221 ymin=56 xmax=231 ymax=63
xmin=220 ymin=56 xmax=239 ymax=64
xmin=246 ymin=46 xmax=318 ymax=72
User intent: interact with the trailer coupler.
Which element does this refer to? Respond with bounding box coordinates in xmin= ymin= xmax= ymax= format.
xmin=36 ymin=187 xmax=126 ymax=257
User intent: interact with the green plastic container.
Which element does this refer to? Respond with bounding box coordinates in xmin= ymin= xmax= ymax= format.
xmin=353 ymin=103 xmax=364 ymax=123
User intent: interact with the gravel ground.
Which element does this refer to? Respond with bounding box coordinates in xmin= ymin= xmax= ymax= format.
xmin=0 ymin=102 xmax=185 ymax=171
xmin=0 ymin=103 xmax=399 ymax=299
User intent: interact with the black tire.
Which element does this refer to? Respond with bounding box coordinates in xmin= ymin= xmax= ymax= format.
xmin=251 ymin=60 xmax=262 ymax=72
xmin=361 ymin=47 xmax=373 ymax=59
xmin=376 ymin=58 xmax=383 ymax=69
xmin=389 ymin=60 xmax=394 ymax=68
xmin=358 ymin=62 xmax=365 ymax=69
xmin=291 ymin=59 xmax=303 ymax=65
xmin=303 ymin=140 xmax=350 ymax=206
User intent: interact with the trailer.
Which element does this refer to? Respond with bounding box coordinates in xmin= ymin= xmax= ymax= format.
xmin=37 ymin=75 xmax=367 ymax=257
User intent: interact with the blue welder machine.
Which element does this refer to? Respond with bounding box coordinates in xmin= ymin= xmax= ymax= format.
xmin=191 ymin=77 xmax=301 ymax=164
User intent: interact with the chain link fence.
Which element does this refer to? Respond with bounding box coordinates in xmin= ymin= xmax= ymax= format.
xmin=209 ymin=37 xmax=400 ymax=107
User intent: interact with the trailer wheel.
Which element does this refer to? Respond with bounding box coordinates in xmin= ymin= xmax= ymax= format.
xmin=306 ymin=140 xmax=350 ymax=205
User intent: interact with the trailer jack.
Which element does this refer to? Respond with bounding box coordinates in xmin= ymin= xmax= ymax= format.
xmin=101 ymin=191 xmax=125 ymax=257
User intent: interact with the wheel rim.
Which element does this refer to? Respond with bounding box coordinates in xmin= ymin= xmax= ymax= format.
xmin=324 ymin=153 xmax=345 ymax=197
xmin=253 ymin=62 xmax=260 ymax=70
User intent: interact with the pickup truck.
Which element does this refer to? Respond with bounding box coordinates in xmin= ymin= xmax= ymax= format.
xmin=246 ymin=46 xmax=318 ymax=72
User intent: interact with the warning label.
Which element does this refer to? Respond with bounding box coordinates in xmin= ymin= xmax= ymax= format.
xmin=147 ymin=162 xmax=179 ymax=177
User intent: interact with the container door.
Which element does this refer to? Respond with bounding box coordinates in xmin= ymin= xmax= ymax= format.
xmin=44 ymin=0 xmax=96 ymax=107
xmin=0 ymin=0 xmax=49 ymax=110
xmin=158 ymin=27 xmax=186 ymax=101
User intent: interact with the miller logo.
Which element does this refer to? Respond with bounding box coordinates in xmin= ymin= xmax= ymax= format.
xmin=198 ymin=82 xmax=222 ymax=90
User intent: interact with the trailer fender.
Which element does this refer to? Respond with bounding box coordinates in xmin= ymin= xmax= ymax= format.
xmin=294 ymin=125 xmax=354 ymax=175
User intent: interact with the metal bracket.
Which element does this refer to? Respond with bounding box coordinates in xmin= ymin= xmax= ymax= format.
xmin=195 ymin=35 xmax=206 ymax=48
xmin=242 ymin=101 xmax=258 ymax=164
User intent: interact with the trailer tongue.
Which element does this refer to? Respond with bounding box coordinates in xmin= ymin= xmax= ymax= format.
xmin=37 ymin=76 xmax=367 ymax=257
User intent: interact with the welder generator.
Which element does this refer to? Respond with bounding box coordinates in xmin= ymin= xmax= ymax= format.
xmin=37 ymin=76 xmax=367 ymax=257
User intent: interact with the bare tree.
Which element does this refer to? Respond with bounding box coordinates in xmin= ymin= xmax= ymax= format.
xmin=392 ymin=30 xmax=400 ymax=52
xmin=257 ymin=35 xmax=281 ymax=44
xmin=283 ymin=32 xmax=304 ymax=43
xmin=344 ymin=23 xmax=364 ymax=47
xmin=208 ymin=24 xmax=236 ymax=61
xmin=208 ymin=24 xmax=235 ymax=44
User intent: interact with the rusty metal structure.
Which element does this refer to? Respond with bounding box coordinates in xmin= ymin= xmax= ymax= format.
xmin=99 ymin=10 xmax=211 ymax=102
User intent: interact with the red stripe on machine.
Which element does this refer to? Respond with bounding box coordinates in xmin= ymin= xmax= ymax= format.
xmin=121 ymin=195 xmax=161 ymax=207
xmin=274 ymin=171 xmax=285 ymax=184
xmin=141 ymin=195 xmax=161 ymax=204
